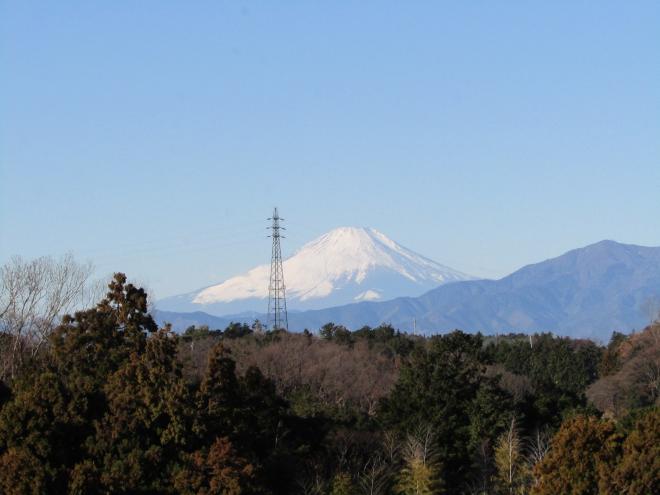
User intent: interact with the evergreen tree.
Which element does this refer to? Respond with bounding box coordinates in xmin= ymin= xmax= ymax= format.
xmin=195 ymin=343 xmax=242 ymax=442
xmin=0 ymin=273 xmax=162 ymax=493
xmin=468 ymin=377 xmax=514 ymax=451
xmin=532 ymin=415 xmax=622 ymax=495
xmin=380 ymin=331 xmax=511 ymax=492
xmin=0 ymin=446 xmax=47 ymax=495
xmin=0 ymin=369 xmax=86 ymax=491
xmin=485 ymin=334 xmax=602 ymax=426
xmin=174 ymin=436 xmax=257 ymax=495
xmin=80 ymin=329 xmax=191 ymax=493
xmin=611 ymin=408 xmax=659 ymax=494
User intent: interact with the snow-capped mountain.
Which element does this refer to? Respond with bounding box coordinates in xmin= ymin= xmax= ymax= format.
xmin=157 ymin=227 xmax=474 ymax=315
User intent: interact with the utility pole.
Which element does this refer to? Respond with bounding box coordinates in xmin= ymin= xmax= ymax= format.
xmin=267 ymin=207 xmax=288 ymax=331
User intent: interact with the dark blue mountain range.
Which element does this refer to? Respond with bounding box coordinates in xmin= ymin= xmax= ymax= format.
xmin=155 ymin=240 xmax=660 ymax=341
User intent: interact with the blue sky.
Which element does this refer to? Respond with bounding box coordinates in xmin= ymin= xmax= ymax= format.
xmin=1 ymin=1 xmax=659 ymax=298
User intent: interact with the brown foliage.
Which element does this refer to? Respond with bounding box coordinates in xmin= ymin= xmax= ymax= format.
xmin=532 ymin=415 xmax=622 ymax=495
xmin=611 ymin=408 xmax=660 ymax=494
xmin=224 ymin=333 xmax=399 ymax=415
xmin=174 ymin=436 xmax=256 ymax=495
xmin=486 ymin=365 xmax=534 ymax=403
xmin=587 ymin=324 xmax=660 ymax=417
xmin=0 ymin=447 xmax=46 ymax=495
xmin=79 ymin=328 xmax=191 ymax=493
xmin=179 ymin=333 xmax=219 ymax=383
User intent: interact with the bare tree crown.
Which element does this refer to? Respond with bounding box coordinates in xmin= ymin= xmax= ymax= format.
xmin=0 ymin=253 xmax=93 ymax=379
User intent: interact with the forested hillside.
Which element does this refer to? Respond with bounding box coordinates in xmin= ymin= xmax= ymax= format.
xmin=1 ymin=273 xmax=658 ymax=494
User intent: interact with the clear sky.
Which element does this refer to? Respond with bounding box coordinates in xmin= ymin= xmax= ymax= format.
xmin=1 ymin=1 xmax=659 ymax=298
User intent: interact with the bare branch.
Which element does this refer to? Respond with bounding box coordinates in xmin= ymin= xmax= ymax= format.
xmin=0 ymin=254 xmax=93 ymax=380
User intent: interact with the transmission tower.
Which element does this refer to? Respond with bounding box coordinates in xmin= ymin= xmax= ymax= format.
xmin=267 ymin=207 xmax=288 ymax=331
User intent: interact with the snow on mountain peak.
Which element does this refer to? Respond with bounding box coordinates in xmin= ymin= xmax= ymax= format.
xmin=161 ymin=226 xmax=474 ymax=315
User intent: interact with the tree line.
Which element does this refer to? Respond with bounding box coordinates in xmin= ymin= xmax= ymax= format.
xmin=0 ymin=260 xmax=658 ymax=494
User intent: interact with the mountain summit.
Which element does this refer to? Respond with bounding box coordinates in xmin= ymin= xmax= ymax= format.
xmin=279 ymin=240 xmax=660 ymax=340
xmin=157 ymin=227 xmax=473 ymax=315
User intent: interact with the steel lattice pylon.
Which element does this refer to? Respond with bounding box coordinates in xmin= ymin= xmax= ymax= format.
xmin=267 ymin=207 xmax=288 ymax=331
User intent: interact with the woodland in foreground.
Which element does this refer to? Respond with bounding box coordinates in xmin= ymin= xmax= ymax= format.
xmin=0 ymin=262 xmax=658 ymax=494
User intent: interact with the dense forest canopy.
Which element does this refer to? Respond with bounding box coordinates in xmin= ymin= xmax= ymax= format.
xmin=0 ymin=271 xmax=658 ymax=494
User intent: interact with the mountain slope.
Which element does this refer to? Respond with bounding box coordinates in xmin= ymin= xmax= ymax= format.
xmin=157 ymin=227 xmax=473 ymax=315
xmin=278 ymin=240 xmax=660 ymax=339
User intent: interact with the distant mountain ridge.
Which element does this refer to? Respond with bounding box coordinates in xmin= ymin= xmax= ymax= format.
xmin=157 ymin=227 xmax=473 ymax=314
xmin=156 ymin=240 xmax=660 ymax=341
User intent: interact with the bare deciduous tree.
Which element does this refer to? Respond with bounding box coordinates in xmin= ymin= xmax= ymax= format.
xmin=382 ymin=430 xmax=401 ymax=465
xmin=487 ymin=365 xmax=534 ymax=403
xmin=526 ymin=427 xmax=551 ymax=489
xmin=224 ymin=333 xmax=399 ymax=415
xmin=0 ymin=253 xmax=93 ymax=379
xmin=494 ymin=417 xmax=526 ymax=495
xmin=587 ymin=324 xmax=660 ymax=417
xmin=357 ymin=454 xmax=391 ymax=495
xmin=296 ymin=465 xmax=327 ymax=495
xmin=396 ymin=425 xmax=442 ymax=495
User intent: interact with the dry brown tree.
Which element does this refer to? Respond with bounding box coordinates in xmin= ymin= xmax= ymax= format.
xmin=225 ymin=332 xmax=399 ymax=415
xmin=587 ymin=323 xmax=660 ymax=417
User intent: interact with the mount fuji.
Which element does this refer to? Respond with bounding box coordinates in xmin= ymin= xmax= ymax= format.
xmin=157 ymin=227 xmax=474 ymax=315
